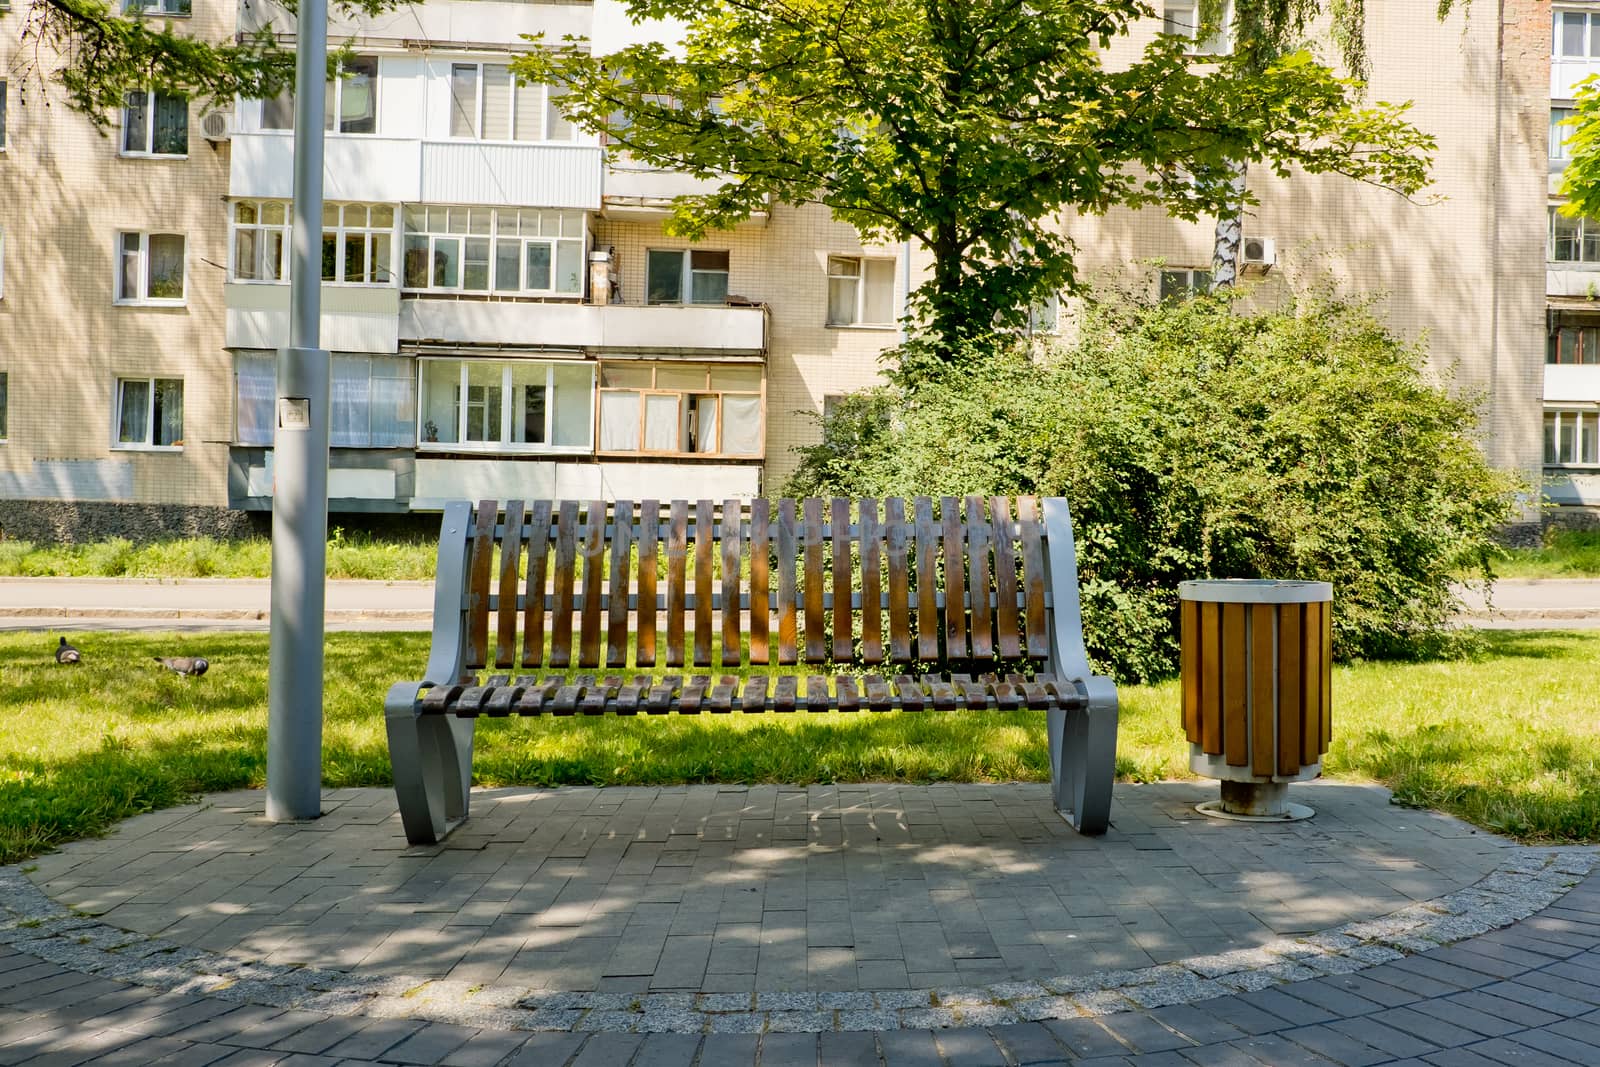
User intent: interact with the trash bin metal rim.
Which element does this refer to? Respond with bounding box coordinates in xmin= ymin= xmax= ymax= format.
xmin=1178 ymin=579 xmax=1333 ymax=605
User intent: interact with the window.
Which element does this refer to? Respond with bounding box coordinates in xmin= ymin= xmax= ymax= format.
xmin=1549 ymin=326 xmax=1600 ymax=365
xmin=826 ymin=256 xmax=896 ymax=326
xmin=1553 ymin=107 xmax=1577 ymax=164
xmin=123 ymin=0 xmax=190 ymax=15
xmin=261 ymin=56 xmax=377 ymax=133
xmin=1028 ymin=293 xmax=1060 ymax=335
xmin=115 ymin=377 xmax=183 ymax=448
xmin=1545 ymin=409 xmax=1600 ymax=466
xmin=322 ymin=203 xmax=395 ymax=285
xmin=236 ymin=352 xmax=415 ymax=447
xmin=1550 ymin=205 xmax=1600 ymax=263
xmin=0 ymin=228 xmax=5 ymax=300
xmin=1159 ymin=268 xmax=1213 ymax=300
xmin=0 ymin=371 xmax=7 ymax=442
xmin=597 ymin=362 xmax=764 ymax=457
xmin=116 ymin=232 xmax=185 ymax=304
xmin=447 ymin=63 xmax=554 ymax=142
xmin=1556 ymin=11 xmax=1600 ymax=59
xmin=1164 ymin=0 xmax=1230 ymax=56
xmin=122 ymin=90 xmax=187 ymax=156
xmin=418 ymin=359 xmax=592 ymax=450
xmin=231 ymin=200 xmax=290 ymax=282
xmin=0 ymin=79 xmax=7 ymax=150
xmin=402 ymin=206 xmax=584 ymax=296
xmin=647 ymin=249 xmax=729 ymax=305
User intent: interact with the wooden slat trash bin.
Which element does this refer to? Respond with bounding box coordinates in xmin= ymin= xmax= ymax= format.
xmin=1179 ymin=579 xmax=1333 ymax=821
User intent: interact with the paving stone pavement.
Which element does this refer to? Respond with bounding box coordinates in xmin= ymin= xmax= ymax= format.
xmin=4 ymin=781 xmax=1600 ymax=1063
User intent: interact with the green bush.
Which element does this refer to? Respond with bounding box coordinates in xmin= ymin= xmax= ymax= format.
xmin=785 ymin=294 xmax=1521 ymax=683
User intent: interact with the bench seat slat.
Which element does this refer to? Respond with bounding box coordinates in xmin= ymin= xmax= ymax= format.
xmin=835 ymin=675 xmax=860 ymax=713
xmin=773 ymin=674 xmax=798 ymax=712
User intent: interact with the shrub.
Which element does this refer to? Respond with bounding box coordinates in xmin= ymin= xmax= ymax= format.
xmin=785 ymin=293 xmax=1521 ymax=683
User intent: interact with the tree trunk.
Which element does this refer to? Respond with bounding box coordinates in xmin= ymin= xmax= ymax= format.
xmin=1210 ymin=161 xmax=1249 ymax=289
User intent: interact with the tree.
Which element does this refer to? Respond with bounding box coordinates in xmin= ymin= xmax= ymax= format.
xmin=9 ymin=0 xmax=401 ymax=125
xmin=520 ymin=0 xmax=1436 ymax=363
xmin=1559 ymin=74 xmax=1600 ymax=219
xmin=1200 ymin=0 xmax=1464 ymax=288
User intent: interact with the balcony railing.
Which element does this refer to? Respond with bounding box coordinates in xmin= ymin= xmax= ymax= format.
xmin=399 ymin=298 xmax=768 ymax=353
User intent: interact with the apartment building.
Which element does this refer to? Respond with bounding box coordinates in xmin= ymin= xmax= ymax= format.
xmin=1547 ymin=2 xmax=1600 ymax=513
xmin=0 ymin=0 xmax=1569 ymax=538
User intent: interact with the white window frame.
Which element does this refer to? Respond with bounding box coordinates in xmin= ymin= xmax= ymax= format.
xmin=1159 ymin=268 xmax=1213 ymax=300
xmin=260 ymin=56 xmax=378 ymax=134
xmin=115 ymin=231 xmax=187 ymax=306
xmin=112 ymin=376 xmax=184 ymax=451
xmin=123 ymin=0 xmax=190 ymax=15
xmin=1545 ymin=407 xmax=1600 ymax=467
xmin=1553 ymin=106 xmax=1577 ymax=165
xmin=1555 ymin=10 xmax=1600 ymax=60
xmin=322 ymin=203 xmax=398 ymax=286
xmin=416 ymin=358 xmax=594 ymax=454
xmin=230 ymin=200 xmax=292 ymax=283
xmin=402 ymin=206 xmax=585 ymax=297
xmin=826 ymin=255 xmax=897 ymax=327
xmin=1549 ymin=204 xmax=1600 ymax=265
xmin=447 ymin=61 xmax=558 ymax=143
xmin=596 ymin=361 xmax=765 ymax=459
xmin=121 ymin=89 xmax=188 ymax=158
xmin=1163 ymin=0 xmax=1231 ymax=56
xmin=646 ymin=249 xmax=730 ymax=306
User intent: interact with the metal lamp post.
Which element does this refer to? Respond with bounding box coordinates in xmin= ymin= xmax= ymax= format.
xmin=266 ymin=0 xmax=331 ymax=822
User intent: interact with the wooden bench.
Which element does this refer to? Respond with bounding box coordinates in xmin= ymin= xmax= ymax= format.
xmin=385 ymin=496 xmax=1119 ymax=845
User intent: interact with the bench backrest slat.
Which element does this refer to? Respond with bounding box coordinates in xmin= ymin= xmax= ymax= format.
xmin=449 ymin=496 xmax=1065 ymax=674
xmin=722 ymin=497 xmax=744 ymax=665
xmin=803 ymin=498 xmax=826 ymax=661
xmin=496 ymin=499 xmax=525 ymax=669
xmin=695 ymin=499 xmax=715 ymax=667
xmin=666 ymin=500 xmax=689 ymax=668
xmin=637 ymin=500 xmax=659 ymax=667
xmin=550 ymin=500 xmax=579 ymax=668
xmin=749 ymin=498 xmax=771 ymax=665
xmin=777 ymin=499 xmax=798 ymax=664
xmin=914 ymin=496 xmax=939 ymax=660
xmin=1018 ymin=496 xmax=1051 ymax=659
xmin=464 ymin=499 xmax=497 ymax=670
xmin=859 ymin=498 xmax=883 ymax=664
xmin=991 ymin=496 xmax=1022 ymax=658
xmin=885 ymin=497 xmax=912 ymax=663
xmin=607 ymin=499 xmax=634 ymax=669
xmin=966 ymin=496 xmax=995 ymax=659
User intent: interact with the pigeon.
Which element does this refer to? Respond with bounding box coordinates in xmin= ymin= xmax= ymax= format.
xmin=55 ymin=637 xmax=81 ymax=665
xmin=154 ymin=656 xmax=209 ymax=678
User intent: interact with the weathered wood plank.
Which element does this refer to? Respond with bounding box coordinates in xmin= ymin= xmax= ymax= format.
xmin=833 ymin=498 xmax=854 ymax=661
xmin=966 ymin=497 xmax=994 ymax=659
xmin=607 ymin=500 xmax=634 ymax=669
xmin=914 ymin=496 xmax=939 ymax=660
xmin=991 ymin=497 xmax=1021 ymax=659
xmin=464 ymin=500 xmax=497 ymax=670
xmin=1199 ymin=601 xmax=1221 ymax=755
xmin=778 ymin=498 xmax=799 ymax=665
xmin=637 ymin=500 xmax=659 ymax=668
xmin=549 ymin=500 xmax=579 ymax=669
xmin=1017 ymin=497 xmax=1049 ymax=659
xmin=750 ymin=498 xmax=771 ymax=665
xmin=578 ymin=499 xmax=606 ymax=669
xmin=722 ymin=499 xmax=745 ymax=666
xmin=495 ymin=499 xmax=525 ymax=669
xmin=1251 ymin=603 xmax=1275 ymax=777
xmin=859 ymin=498 xmax=883 ymax=664
xmin=694 ymin=499 xmax=714 ymax=667
xmin=666 ymin=500 xmax=689 ymax=668
xmin=803 ymin=497 xmax=826 ymax=662
xmin=521 ymin=500 xmax=552 ymax=668
xmin=1222 ymin=602 xmax=1247 ymax=767
xmin=1278 ymin=602 xmax=1303 ymax=776
xmin=941 ymin=496 xmax=967 ymax=658
xmin=886 ymin=497 xmax=912 ymax=663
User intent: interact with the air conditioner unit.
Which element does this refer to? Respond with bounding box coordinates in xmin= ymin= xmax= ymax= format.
xmin=1241 ymin=236 xmax=1276 ymax=272
xmin=201 ymin=109 xmax=233 ymax=142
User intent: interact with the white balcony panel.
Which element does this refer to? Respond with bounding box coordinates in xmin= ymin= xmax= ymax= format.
xmin=400 ymin=300 xmax=766 ymax=352
xmin=420 ymin=142 xmax=602 ymax=209
xmin=1546 ymin=472 xmax=1600 ymax=506
xmin=412 ymin=459 xmax=760 ymax=509
xmin=592 ymin=0 xmax=686 ymax=55
xmin=1554 ymin=60 xmax=1600 ymax=102
xmin=226 ymin=283 xmax=401 ymax=354
xmin=242 ymin=0 xmax=592 ymax=51
xmin=231 ymin=133 xmax=422 ymax=202
xmin=1546 ymin=364 xmax=1600 ymax=403
xmin=605 ymin=164 xmax=723 ymax=202
xmin=1547 ymin=269 xmax=1600 ymax=298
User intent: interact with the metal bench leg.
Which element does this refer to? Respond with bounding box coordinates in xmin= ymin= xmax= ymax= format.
xmin=1049 ymin=677 xmax=1118 ymax=835
xmin=385 ymin=682 xmax=476 ymax=845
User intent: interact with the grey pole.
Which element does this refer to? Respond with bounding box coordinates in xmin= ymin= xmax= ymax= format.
xmin=266 ymin=0 xmax=331 ymax=822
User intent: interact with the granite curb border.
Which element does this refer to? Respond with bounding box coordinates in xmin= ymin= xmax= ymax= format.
xmin=5 ymin=847 xmax=1598 ymax=1035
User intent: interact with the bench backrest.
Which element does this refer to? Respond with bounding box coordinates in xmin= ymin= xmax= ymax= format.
xmin=425 ymin=496 xmax=1091 ymax=683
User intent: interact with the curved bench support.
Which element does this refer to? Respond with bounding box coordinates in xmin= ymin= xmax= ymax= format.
xmin=1048 ymin=676 xmax=1118 ymax=834
xmin=386 ymin=681 xmax=476 ymax=846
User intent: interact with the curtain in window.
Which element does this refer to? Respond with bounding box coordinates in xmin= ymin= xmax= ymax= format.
xmin=147 ymin=235 xmax=184 ymax=299
xmin=450 ymin=65 xmax=479 ymax=138
xmin=694 ymin=396 xmax=718 ymax=453
xmin=600 ymin=391 xmax=640 ymax=451
xmin=644 ymin=394 xmax=679 ymax=451
xmin=370 ymin=359 xmax=416 ymax=447
xmin=513 ymin=80 xmax=542 ymax=141
xmin=721 ymin=395 xmax=762 ymax=456
xmin=123 ymin=93 xmax=150 ymax=153
xmin=117 ymin=380 xmax=150 ymax=444
xmin=153 ymin=94 xmax=187 ymax=154
xmin=482 ymin=65 xmax=512 ymax=140
xmin=236 ymin=353 xmax=275 ymax=445
xmin=330 ymin=355 xmax=370 ymax=447
xmin=864 ymin=259 xmax=896 ymax=323
xmin=262 ymin=92 xmax=294 ymax=130
xmin=154 ymin=379 xmax=183 ymax=446
xmin=340 ymin=58 xmax=377 ymax=133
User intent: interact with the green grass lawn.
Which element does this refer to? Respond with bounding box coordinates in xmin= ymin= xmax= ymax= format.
xmin=3 ymin=629 xmax=1598 ymax=864
xmin=1485 ymin=528 xmax=1600 ymax=579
